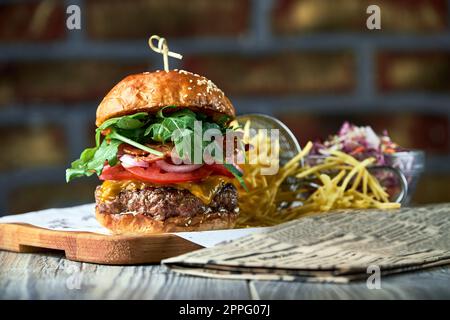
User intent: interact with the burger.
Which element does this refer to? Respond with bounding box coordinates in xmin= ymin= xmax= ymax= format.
xmin=66 ymin=70 xmax=245 ymax=234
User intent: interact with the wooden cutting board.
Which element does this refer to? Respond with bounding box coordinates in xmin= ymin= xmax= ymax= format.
xmin=0 ymin=223 xmax=203 ymax=265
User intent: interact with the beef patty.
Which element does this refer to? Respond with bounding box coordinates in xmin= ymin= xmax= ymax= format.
xmin=95 ymin=183 xmax=238 ymax=221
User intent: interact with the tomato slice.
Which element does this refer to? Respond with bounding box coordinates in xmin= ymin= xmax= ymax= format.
xmin=100 ymin=164 xmax=212 ymax=183
xmin=100 ymin=163 xmax=236 ymax=183
xmin=124 ymin=164 xmax=213 ymax=183
xmin=99 ymin=164 xmax=135 ymax=180
xmin=100 ymin=164 xmax=136 ymax=181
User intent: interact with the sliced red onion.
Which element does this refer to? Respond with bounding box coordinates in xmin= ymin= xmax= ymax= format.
xmin=156 ymin=160 xmax=202 ymax=173
xmin=120 ymin=154 xmax=149 ymax=168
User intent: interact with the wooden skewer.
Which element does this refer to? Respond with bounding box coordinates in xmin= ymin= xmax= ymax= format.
xmin=148 ymin=35 xmax=183 ymax=71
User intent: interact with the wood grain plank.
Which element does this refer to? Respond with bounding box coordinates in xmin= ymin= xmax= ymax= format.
xmin=3 ymin=251 xmax=450 ymax=300
xmin=250 ymin=267 xmax=450 ymax=299
xmin=0 ymin=251 xmax=250 ymax=300
xmin=152 ymin=274 xmax=250 ymax=300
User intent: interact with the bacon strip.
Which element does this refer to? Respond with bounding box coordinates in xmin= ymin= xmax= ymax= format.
xmin=118 ymin=143 xmax=174 ymax=162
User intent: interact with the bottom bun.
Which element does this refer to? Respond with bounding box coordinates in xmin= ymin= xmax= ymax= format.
xmin=96 ymin=208 xmax=238 ymax=234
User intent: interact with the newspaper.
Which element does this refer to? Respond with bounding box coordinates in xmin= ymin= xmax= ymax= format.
xmin=163 ymin=203 xmax=450 ymax=283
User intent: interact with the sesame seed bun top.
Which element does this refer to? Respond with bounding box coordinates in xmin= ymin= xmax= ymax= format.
xmin=95 ymin=69 xmax=236 ymax=126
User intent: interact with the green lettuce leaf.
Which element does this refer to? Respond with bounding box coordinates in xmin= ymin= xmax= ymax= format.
xmin=66 ymin=108 xmax=247 ymax=189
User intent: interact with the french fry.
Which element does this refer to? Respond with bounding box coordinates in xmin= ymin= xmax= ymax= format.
xmin=235 ymin=121 xmax=400 ymax=228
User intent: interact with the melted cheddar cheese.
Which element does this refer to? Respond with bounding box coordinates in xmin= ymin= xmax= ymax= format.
xmin=99 ymin=176 xmax=233 ymax=205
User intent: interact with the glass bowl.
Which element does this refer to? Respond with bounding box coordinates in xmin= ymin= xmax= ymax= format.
xmin=303 ymin=150 xmax=425 ymax=205
xmin=384 ymin=150 xmax=425 ymax=204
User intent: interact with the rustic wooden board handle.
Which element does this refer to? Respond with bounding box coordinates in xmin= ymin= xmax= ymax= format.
xmin=0 ymin=223 xmax=202 ymax=264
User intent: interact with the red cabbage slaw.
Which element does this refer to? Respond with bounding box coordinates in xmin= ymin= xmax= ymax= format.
xmin=311 ymin=122 xmax=404 ymax=165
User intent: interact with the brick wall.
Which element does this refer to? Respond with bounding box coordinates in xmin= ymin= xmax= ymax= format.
xmin=1 ymin=0 xmax=450 ymax=215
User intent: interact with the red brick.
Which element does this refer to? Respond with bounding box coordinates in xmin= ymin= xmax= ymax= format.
xmin=276 ymin=113 xmax=449 ymax=154
xmin=0 ymin=60 xmax=149 ymax=106
xmin=8 ymin=180 xmax=98 ymax=214
xmin=0 ymin=1 xmax=65 ymax=42
xmin=183 ymin=52 xmax=355 ymax=95
xmin=0 ymin=125 xmax=67 ymax=172
xmin=378 ymin=52 xmax=450 ymax=92
xmin=86 ymin=0 xmax=250 ymax=40
xmin=272 ymin=0 xmax=448 ymax=34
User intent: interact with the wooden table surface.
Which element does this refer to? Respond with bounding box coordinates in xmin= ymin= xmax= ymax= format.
xmin=1 ymin=251 xmax=450 ymax=299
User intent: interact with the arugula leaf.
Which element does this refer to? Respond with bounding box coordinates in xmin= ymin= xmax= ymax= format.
xmin=65 ymin=147 xmax=98 ymax=181
xmin=147 ymin=123 xmax=171 ymax=142
xmin=223 ymin=163 xmax=248 ymax=191
xmin=144 ymin=108 xmax=248 ymax=188
xmin=195 ymin=112 xmax=209 ymax=122
xmin=115 ymin=127 xmax=147 ymax=143
xmin=173 ymin=128 xmax=195 ymax=162
xmin=97 ymin=112 xmax=148 ymax=132
xmin=216 ymin=114 xmax=231 ymax=128
xmin=66 ymin=139 xmax=121 ymax=182
xmin=155 ymin=105 xmax=176 ymax=118
xmin=145 ymin=107 xmax=196 ymax=141
xmin=108 ymin=129 xmax=163 ymax=156
xmin=96 ymin=112 xmax=162 ymax=156
xmin=67 ymin=113 xmax=163 ymax=182
xmin=203 ymin=122 xmax=221 ymax=132
xmin=155 ymin=106 xmax=196 ymax=119
xmin=116 ymin=117 xmax=147 ymax=130
xmin=66 ymin=108 xmax=247 ymax=190
xmin=95 ymin=112 xmax=150 ymax=148
xmin=89 ymin=139 xmax=122 ymax=173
